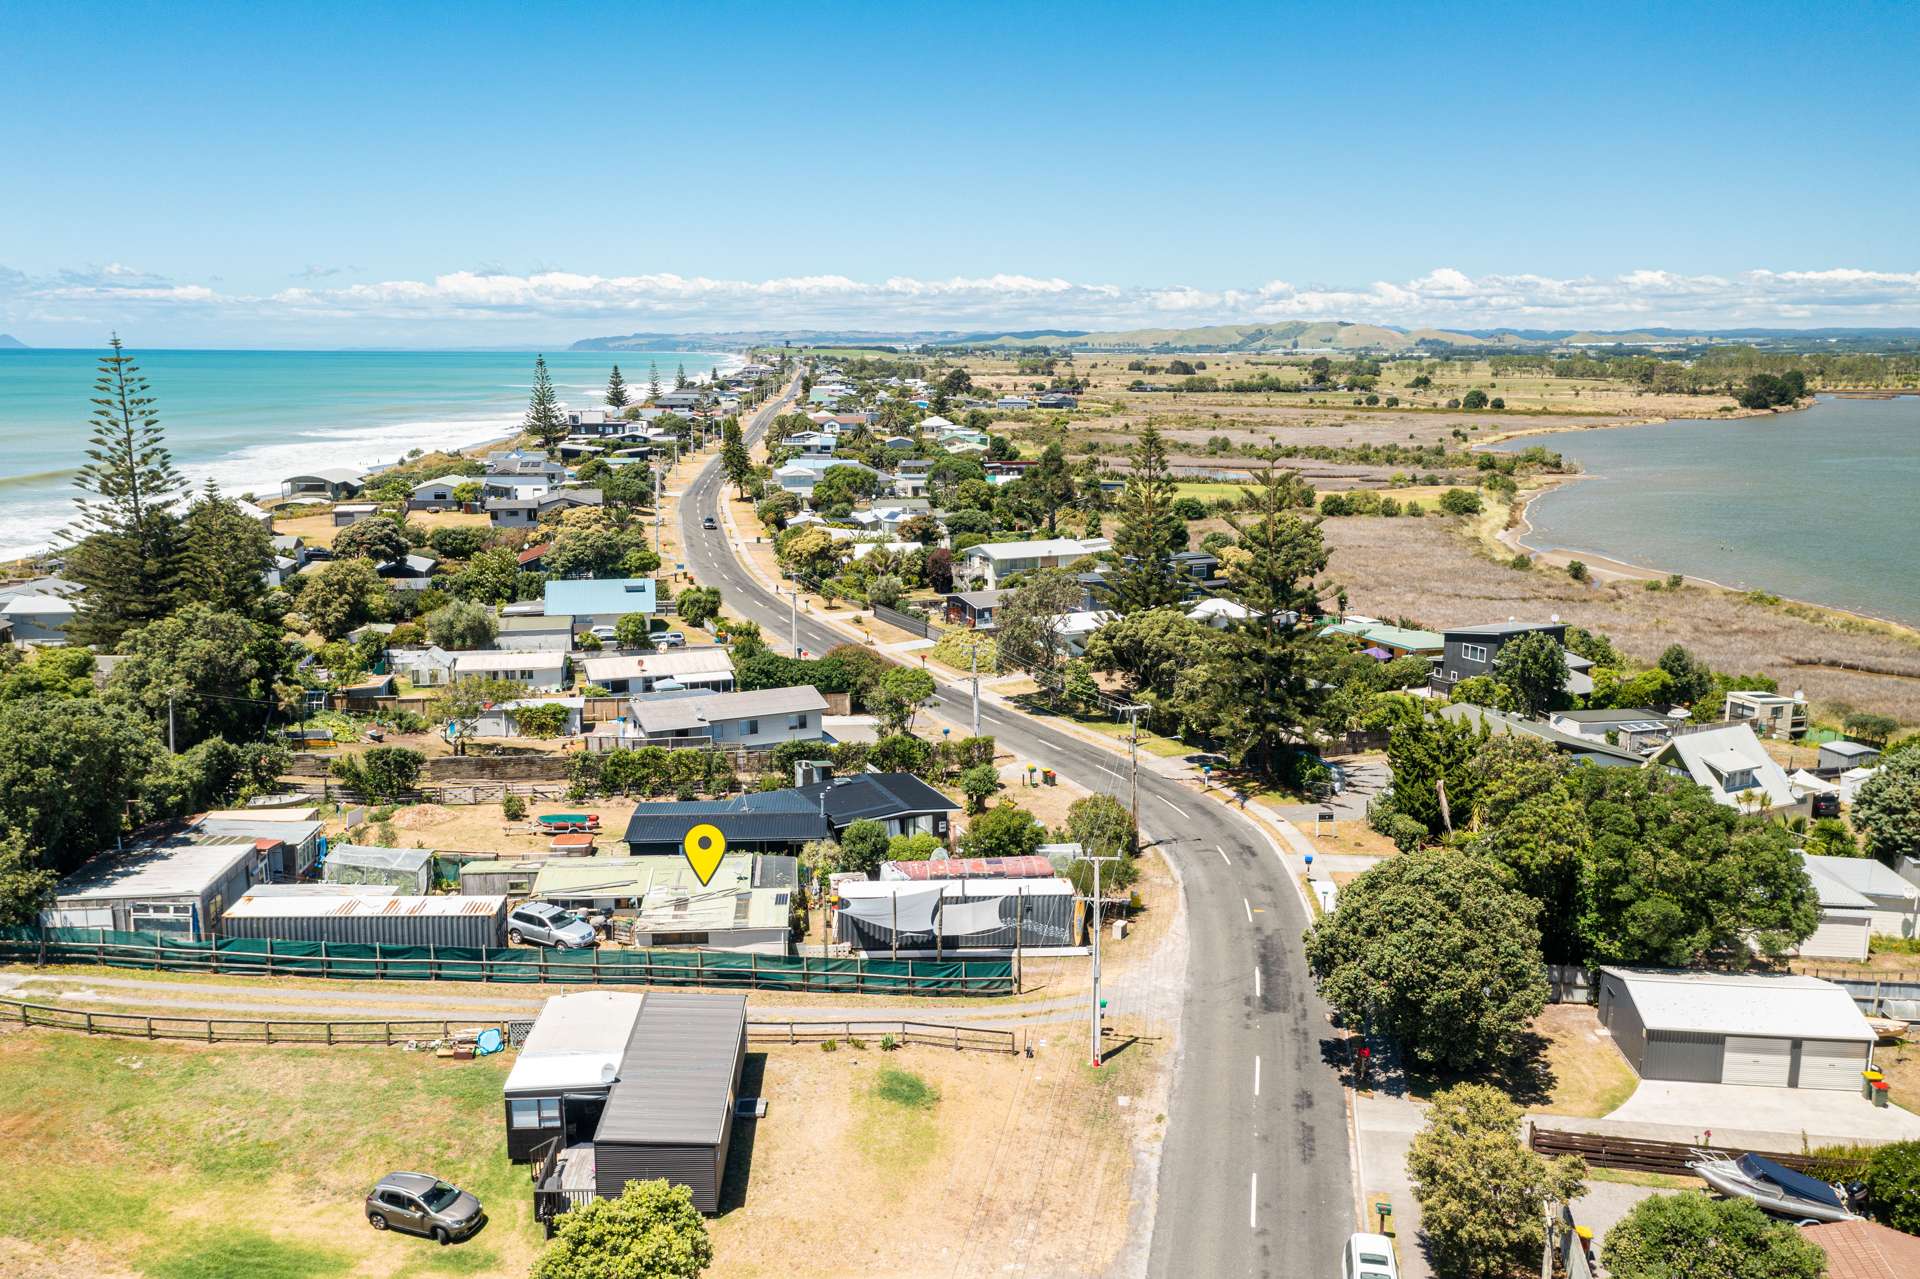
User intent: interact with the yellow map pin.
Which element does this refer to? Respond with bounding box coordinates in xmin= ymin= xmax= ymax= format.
xmin=683 ymin=823 xmax=726 ymax=886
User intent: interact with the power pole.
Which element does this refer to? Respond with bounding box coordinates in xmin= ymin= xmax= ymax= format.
xmin=1122 ymin=704 xmax=1145 ymax=852
xmin=970 ymin=641 xmax=981 ymax=737
xmin=167 ymin=693 xmax=177 ymax=754
xmin=1073 ymin=844 xmax=1119 ymax=1067
xmin=789 ymin=589 xmax=799 ymax=657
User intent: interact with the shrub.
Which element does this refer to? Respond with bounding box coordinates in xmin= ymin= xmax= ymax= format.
xmin=1437 ymin=488 xmax=1482 ymax=517
xmin=501 ymin=793 xmax=527 ymax=821
xmin=1863 ymin=1139 xmax=1920 ymax=1232
xmin=1567 ymin=560 xmax=1590 ymax=582
xmin=330 ymin=746 xmax=424 ymax=801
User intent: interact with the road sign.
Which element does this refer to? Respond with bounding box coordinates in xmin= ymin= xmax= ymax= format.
xmin=683 ymin=823 xmax=726 ymax=886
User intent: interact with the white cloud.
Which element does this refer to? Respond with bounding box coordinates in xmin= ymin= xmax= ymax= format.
xmin=4 ymin=262 xmax=1920 ymax=340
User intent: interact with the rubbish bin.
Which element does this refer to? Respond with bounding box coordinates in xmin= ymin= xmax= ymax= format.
xmin=1873 ymin=1080 xmax=1891 ymax=1109
xmin=1042 ymin=769 xmax=1056 ymax=786
xmin=1863 ymin=1068 xmax=1885 ymax=1100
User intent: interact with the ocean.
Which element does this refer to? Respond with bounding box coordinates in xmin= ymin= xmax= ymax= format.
xmin=0 ymin=347 xmax=737 ymax=560
xmin=1493 ymin=394 xmax=1920 ymax=625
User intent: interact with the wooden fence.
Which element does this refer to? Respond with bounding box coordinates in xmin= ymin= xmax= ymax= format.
xmin=747 ymin=1018 xmax=1017 ymax=1054
xmin=4 ymin=998 xmax=1018 ymax=1056
xmin=1528 ymin=1127 xmax=1870 ymax=1179
xmin=1 ymin=998 xmax=508 ymax=1046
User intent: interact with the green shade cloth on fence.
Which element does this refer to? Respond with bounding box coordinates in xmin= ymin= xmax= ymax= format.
xmin=0 ymin=928 xmax=1013 ymax=995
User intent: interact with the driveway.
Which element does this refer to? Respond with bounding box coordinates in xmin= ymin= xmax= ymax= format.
xmin=1271 ymin=754 xmax=1388 ymax=826
xmin=1574 ymin=1079 xmax=1920 ymax=1146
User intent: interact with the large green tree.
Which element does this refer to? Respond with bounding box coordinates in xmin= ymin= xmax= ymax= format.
xmin=993 ymin=568 xmax=1085 ymax=676
xmin=1853 ymin=751 xmax=1920 ymax=867
xmin=1174 ymin=467 xmax=1327 ymax=775
xmin=960 ymin=802 xmax=1046 ymax=859
xmin=331 ymin=517 xmax=410 ymax=566
xmin=0 ymin=697 xmax=158 ymax=869
xmin=1084 ymin=607 xmax=1208 ymax=703
xmin=424 ymin=599 xmax=498 ymax=650
xmin=1600 ymin=1193 xmax=1824 ymax=1279
xmin=64 ymin=336 xmax=186 ymax=645
xmin=179 ymin=484 xmax=276 ymax=616
xmin=1407 ymin=1084 xmax=1586 ymax=1279
xmin=106 ymin=604 xmax=289 ymax=749
xmin=1027 ymin=441 xmax=1076 ymax=534
xmin=532 ymin=1178 xmax=712 ymax=1279
xmin=1105 ymin=425 xmax=1187 ymax=613
xmin=0 ymin=826 xmax=58 ymax=927
xmin=1464 ymin=734 xmax=1588 ymax=960
xmin=1490 ymin=629 xmax=1570 ymax=718
xmin=606 ymin=364 xmax=629 ymax=410
xmin=524 ymin=355 xmax=568 ymax=453
xmin=720 ymin=418 xmax=753 ymax=499
xmin=1384 ymin=704 xmax=1488 ymax=836
xmin=298 ymin=558 xmax=384 ymax=640
xmin=1570 ymin=766 xmax=1817 ymax=965
xmin=1305 ymin=849 xmax=1548 ymax=1071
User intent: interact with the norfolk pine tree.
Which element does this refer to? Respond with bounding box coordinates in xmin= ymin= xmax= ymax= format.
xmin=605 ymin=363 xmax=630 ymax=409
xmin=1106 ymin=425 xmax=1187 ymax=613
xmin=721 ymin=417 xmax=753 ymax=498
xmin=524 ymin=355 xmax=567 ymax=453
xmin=65 ymin=336 xmax=188 ymax=646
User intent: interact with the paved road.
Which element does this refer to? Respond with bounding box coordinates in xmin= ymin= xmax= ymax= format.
xmin=683 ymin=379 xmax=1355 ymax=1277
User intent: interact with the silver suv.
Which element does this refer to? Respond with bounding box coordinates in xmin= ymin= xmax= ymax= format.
xmin=366 ymin=1172 xmax=484 ymax=1244
xmin=507 ymin=902 xmax=597 ymax=949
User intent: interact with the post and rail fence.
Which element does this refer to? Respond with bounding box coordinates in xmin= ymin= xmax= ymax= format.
xmin=3 ymin=997 xmax=1020 ymax=1056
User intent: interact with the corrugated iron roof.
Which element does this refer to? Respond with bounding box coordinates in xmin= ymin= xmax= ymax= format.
xmin=596 ymin=993 xmax=747 ymax=1146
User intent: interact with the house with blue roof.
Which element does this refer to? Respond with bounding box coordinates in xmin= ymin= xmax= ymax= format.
xmin=542 ymin=578 xmax=657 ymax=634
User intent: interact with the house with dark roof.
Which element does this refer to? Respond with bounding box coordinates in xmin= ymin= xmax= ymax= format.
xmin=793 ymin=772 xmax=959 ymax=841
xmin=621 ymin=792 xmax=832 ymax=856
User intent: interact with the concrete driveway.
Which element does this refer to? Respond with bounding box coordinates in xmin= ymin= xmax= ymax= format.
xmin=1602 ymin=1079 xmax=1920 ymax=1146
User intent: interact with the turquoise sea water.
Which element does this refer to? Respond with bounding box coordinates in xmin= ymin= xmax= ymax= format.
xmin=1493 ymin=395 xmax=1920 ymax=624
xmin=0 ymin=348 xmax=734 ymax=558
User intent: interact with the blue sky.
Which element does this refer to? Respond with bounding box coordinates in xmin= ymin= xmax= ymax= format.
xmin=3 ymin=0 xmax=1917 ymax=344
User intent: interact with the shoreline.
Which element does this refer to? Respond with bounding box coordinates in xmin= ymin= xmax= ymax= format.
xmin=1490 ymin=475 xmax=1920 ymax=645
xmin=0 ymin=351 xmax=749 ymax=563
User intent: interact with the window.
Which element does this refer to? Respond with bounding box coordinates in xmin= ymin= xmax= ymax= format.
xmin=1460 ymin=643 xmax=1488 ymax=664
xmin=743 ymin=719 xmax=760 ymax=735
xmin=508 ymin=1097 xmax=562 ymax=1130
xmin=788 ymin=713 xmax=808 ymax=730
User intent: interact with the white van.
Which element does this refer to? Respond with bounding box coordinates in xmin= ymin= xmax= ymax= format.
xmin=1342 ymin=1233 xmax=1398 ymax=1279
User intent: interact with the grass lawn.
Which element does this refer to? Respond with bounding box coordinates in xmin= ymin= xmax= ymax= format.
xmin=1529 ymin=1005 xmax=1639 ymax=1118
xmin=0 ymin=1028 xmax=540 ymax=1279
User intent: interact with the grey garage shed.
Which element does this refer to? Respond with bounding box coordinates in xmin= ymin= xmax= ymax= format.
xmin=593 ymin=992 xmax=748 ymax=1213
xmin=1598 ymin=967 xmax=1876 ymax=1091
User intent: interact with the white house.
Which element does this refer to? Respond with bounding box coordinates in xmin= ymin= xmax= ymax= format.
xmin=1805 ymin=853 xmax=1920 ymax=940
xmin=782 ymin=430 xmax=837 ymax=456
xmin=0 ymin=592 xmax=75 ymax=644
xmin=1187 ymin=598 xmax=1251 ymax=628
xmin=958 ymin=536 xmax=1110 ymax=590
xmin=579 ymin=648 xmax=735 ymax=696
xmin=1648 ymin=723 xmax=1804 ymax=816
xmin=1797 ymin=856 xmax=1878 ymax=960
xmin=408 ymin=475 xmax=471 ymax=510
xmin=450 ymin=649 xmax=569 ymax=693
xmin=482 ymin=475 xmax=554 ymax=502
xmin=471 ymin=697 xmax=585 ymax=738
xmin=620 ymin=686 xmax=828 ymax=748
xmin=773 ymin=463 xmax=820 ymax=497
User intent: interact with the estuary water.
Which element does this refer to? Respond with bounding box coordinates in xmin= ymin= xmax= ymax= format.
xmin=0 ymin=347 xmax=735 ymax=559
xmin=1494 ymin=395 xmax=1920 ymax=625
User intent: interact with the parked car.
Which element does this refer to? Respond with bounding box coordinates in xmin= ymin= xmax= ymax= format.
xmin=365 ymin=1172 xmax=485 ymax=1245
xmin=656 ymin=631 xmax=686 ymax=648
xmin=507 ymin=902 xmax=597 ymax=949
xmin=701 ymin=515 xmax=717 ymax=530
xmin=1342 ymin=1233 xmax=1398 ymax=1279
xmin=1810 ymin=790 xmax=1841 ymax=818
xmin=589 ymin=624 xmax=618 ymax=642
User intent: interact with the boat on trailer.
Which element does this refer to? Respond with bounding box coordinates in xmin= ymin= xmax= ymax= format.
xmin=1687 ymin=1150 xmax=1859 ymax=1224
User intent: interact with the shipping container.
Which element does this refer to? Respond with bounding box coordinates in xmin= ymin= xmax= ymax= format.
xmin=220 ymin=892 xmax=508 ymax=948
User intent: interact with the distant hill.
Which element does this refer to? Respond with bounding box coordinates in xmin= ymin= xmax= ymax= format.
xmin=0 ymin=334 xmax=27 ymax=349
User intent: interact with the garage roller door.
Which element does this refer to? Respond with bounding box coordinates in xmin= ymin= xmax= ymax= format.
xmin=1723 ymin=1036 xmax=1792 ymax=1086
xmin=1797 ymin=1039 xmax=1869 ymax=1091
